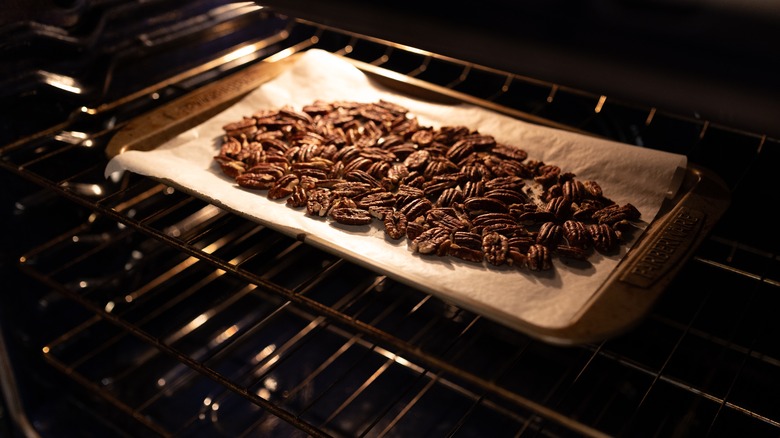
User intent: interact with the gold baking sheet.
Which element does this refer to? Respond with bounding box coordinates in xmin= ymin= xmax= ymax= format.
xmin=105 ymin=49 xmax=729 ymax=345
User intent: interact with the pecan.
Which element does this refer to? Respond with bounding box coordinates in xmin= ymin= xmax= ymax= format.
xmin=331 ymin=207 xmax=373 ymax=225
xmin=306 ymin=189 xmax=332 ymax=217
xmin=453 ymin=231 xmax=483 ymax=250
xmin=405 ymin=219 xmax=428 ymax=241
xmin=563 ymin=220 xmax=590 ymax=248
xmin=411 ymin=227 xmax=451 ymax=255
xmin=356 ymin=191 xmax=396 ymax=209
xmin=562 ymin=179 xmax=586 ymax=202
xmin=426 ymin=208 xmax=469 ymax=231
xmin=484 ymin=188 xmax=527 ymax=205
xmin=394 ymin=185 xmax=425 ymax=209
xmin=222 ymin=117 xmax=257 ymax=137
xmin=462 ymin=181 xmax=485 ymax=198
xmin=555 ymin=244 xmax=590 ymax=260
xmin=330 ymin=196 xmax=357 ymax=211
xmin=508 ymin=236 xmax=535 ymax=253
xmin=508 ymin=250 xmax=527 ymax=267
xmin=536 ymin=221 xmax=563 ymax=246
xmin=268 ymin=174 xmax=299 ymax=200
xmin=435 ymin=187 xmax=464 ymax=208
xmin=491 ymin=144 xmax=528 ymax=162
xmin=464 ymin=197 xmax=508 ymax=215
xmin=286 ymin=186 xmax=308 ymax=208
xmin=592 ymin=203 xmax=641 ymax=225
xmin=403 ymin=150 xmax=430 ymax=170
xmin=588 ymin=224 xmax=619 ymax=252
xmin=445 ymin=139 xmax=475 ymax=163
xmin=236 ymin=172 xmax=276 ymax=190
xmin=332 ymin=181 xmax=374 ymax=199
xmin=448 ymin=243 xmax=484 ymax=263
xmin=482 ymin=232 xmax=509 ymax=266
xmin=214 ymin=157 xmax=246 ymax=178
xmin=247 ymin=163 xmax=287 ymax=179
xmin=534 ymin=164 xmax=561 ymax=187
xmin=345 ymin=169 xmax=381 ymax=187
xmin=544 ymin=196 xmax=572 ymax=219
xmin=399 ymin=197 xmax=433 ymax=221
xmin=383 ymin=210 xmax=408 ymax=239
xmin=411 ymin=129 xmax=434 ymax=146
xmin=526 ymin=244 xmax=552 ymax=271
xmin=484 ymin=176 xmax=525 ymax=193
xmin=583 ymin=180 xmax=603 ymax=198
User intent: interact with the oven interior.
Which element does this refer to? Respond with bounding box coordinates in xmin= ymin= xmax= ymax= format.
xmin=2 ymin=1 xmax=780 ymax=437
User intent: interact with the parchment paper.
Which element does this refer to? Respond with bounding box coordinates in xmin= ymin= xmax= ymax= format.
xmin=105 ymin=49 xmax=687 ymax=332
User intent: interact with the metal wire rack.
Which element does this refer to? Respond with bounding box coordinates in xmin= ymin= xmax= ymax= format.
xmin=2 ymin=4 xmax=780 ymax=437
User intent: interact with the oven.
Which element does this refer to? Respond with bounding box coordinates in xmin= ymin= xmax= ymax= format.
xmin=2 ymin=1 xmax=779 ymax=437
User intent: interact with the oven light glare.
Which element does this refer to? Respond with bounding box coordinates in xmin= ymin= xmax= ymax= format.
xmin=215 ymin=325 xmax=239 ymax=344
xmin=253 ymin=343 xmax=277 ymax=363
xmin=42 ymin=346 xmax=50 ymax=354
xmin=256 ymin=388 xmax=271 ymax=400
xmin=211 ymin=402 xmax=220 ymax=411
xmin=157 ymin=378 xmax=166 ymax=387
xmin=224 ymin=45 xmax=256 ymax=63
xmin=105 ymin=301 xmax=115 ymax=313
xmin=79 ymin=281 xmax=88 ymax=288
xmin=595 ymin=95 xmax=607 ymax=114
xmin=203 ymin=397 xmax=212 ymax=406
xmin=41 ymin=71 xmax=83 ymax=94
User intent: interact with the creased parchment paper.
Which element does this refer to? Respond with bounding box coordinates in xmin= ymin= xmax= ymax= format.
xmin=105 ymin=49 xmax=687 ymax=333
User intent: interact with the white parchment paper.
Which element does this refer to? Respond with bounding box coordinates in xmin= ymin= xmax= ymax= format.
xmin=105 ymin=49 xmax=687 ymax=332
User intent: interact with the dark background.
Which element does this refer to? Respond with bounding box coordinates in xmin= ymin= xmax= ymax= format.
xmin=257 ymin=0 xmax=780 ymax=137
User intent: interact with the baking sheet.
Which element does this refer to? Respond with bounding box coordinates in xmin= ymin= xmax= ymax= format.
xmin=104 ymin=49 xmax=687 ymax=333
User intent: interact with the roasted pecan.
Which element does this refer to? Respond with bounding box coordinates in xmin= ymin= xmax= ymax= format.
xmin=236 ymin=172 xmax=276 ymax=190
xmin=435 ymin=187 xmax=464 ymax=208
xmin=306 ymin=189 xmax=332 ymax=217
xmin=268 ymin=174 xmax=299 ymax=200
xmin=536 ymin=221 xmax=563 ymax=246
xmin=526 ymin=244 xmax=552 ymax=271
xmin=411 ymin=227 xmax=451 ymax=255
xmin=383 ymin=210 xmax=408 ymax=239
xmin=331 ymin=207 xmax=373 ymax=225
xmin=482 ymin=231 xmax=509 ymax=266
xmin=356 ymin=191 xmax=396 ymax=209
xmin=555 ymin=244 xmax=590 ymax=260
xmin=588 ymin=224 xmax=618 ymax=252
xmin=403 ymin=150 xmax=430 ymax=170
xmin=592 ymin=203 xmax=641 ymax=225
xmin=448 ymin=243 xmax=484 ymax=263
xmin=464 ymin=197 xmax=508 ymax=215
xmin=562 ymin=220 xmax=590 ymax=248
xmin=286 ymin=186 xmax=308 ymax=208
xmin=400 ymin=197 xmax=433 ymax=221
xmin=491 ymin=144 xmax=528 ymax=162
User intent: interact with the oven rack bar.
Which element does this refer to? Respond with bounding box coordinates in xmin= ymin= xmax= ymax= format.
xmin=18 ymin=208 xmax=606 ymax=437
xmin=3 ymin=8 xmax=779 ymax=437
xmin=10 ymin=179 xmax=777 ymax=438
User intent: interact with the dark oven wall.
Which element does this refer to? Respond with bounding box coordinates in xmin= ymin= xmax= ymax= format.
xmin=2 ymin=1 xmax=780 ymax=437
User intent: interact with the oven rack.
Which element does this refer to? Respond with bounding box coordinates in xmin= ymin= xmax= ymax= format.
xmin=3 ymin=8 xmax=780 ymax=438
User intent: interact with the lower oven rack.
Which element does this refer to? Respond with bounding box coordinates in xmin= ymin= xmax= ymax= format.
xmin=2 ymin=6 xmax=780 ymax=438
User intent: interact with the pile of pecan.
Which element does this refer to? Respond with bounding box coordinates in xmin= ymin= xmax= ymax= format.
xmin=214 ymin=100 xmax=640 ymax=272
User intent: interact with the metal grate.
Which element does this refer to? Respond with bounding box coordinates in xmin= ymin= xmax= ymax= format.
xmin=2 ymin=5 xmax=780 ymax=438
